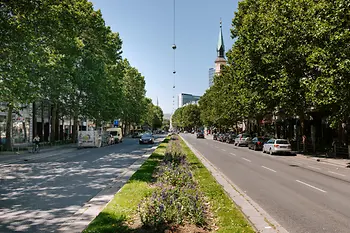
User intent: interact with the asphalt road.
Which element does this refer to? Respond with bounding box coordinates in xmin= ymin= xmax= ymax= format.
xmin=0 ymin=136 xmax=163 ymax=233
xmin=182 ymin=133 xmax=350 ymax=233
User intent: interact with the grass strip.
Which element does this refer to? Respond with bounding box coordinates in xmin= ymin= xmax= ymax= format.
xmin=179 ymin=139 xmax=255 ymax=233
xmin=83 ymin=138 xmax=169 ymax=233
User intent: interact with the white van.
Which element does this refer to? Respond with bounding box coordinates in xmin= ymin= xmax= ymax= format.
xmin=106 ymin=127 xmax=123 ymax=143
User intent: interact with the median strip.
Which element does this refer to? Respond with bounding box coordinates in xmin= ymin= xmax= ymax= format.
xmin=83 ymin=136 xmax=255 ymax=233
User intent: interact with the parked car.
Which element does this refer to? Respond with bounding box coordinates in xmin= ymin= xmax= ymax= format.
xmin=248 ymin=137 xmax=269 ymax=150
xmin=196 ymin=131 xmax=205 ymax=139
xmin=139 ymin=133 xmax=155 ymax=144
xmin=234 ymin=133 xmax=251 ymax=146
xmin=213 ymin=133 xmax=218 ymax=140
xmin=225 ymin=133 xmax=236 ymax=144
xmin=218 ymin=133 xmax=225 ymax=142
xmin=262 ymin=139 xmax=292 ymax=155
xmin=106 ymin=127 xmax=123 ymax=143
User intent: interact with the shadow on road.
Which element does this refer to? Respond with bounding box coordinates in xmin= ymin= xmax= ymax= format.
xmin=0 ymin=140 xmax=162 ymax=233
xmin=84 ymin=138 xmax=169 ymax=233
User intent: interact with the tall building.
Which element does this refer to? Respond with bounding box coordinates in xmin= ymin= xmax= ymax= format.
xmin=214 ymin=20 xmax=227 ymax=75
xmin=209 ymin=68 xmax=215 ymax=87
xmin=178 ymin=93 xmax=201 ymax=108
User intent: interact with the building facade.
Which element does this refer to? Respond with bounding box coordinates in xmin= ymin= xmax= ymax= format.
xmin=209 ymin=68 xmax=215 ymax=87
xmin=178 ymin=93 xmax=201 ymax=108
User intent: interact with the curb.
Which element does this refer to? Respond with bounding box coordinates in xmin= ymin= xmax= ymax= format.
xmin=56 ymin=144 xmax=160 ymax=233
xmin=181 ymin=136 xmax=288 ymax=233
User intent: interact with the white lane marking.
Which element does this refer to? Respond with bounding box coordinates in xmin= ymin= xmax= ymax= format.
xmin=242 ymin=158 xmax=251 ymax=162
xmin=261 ymin=166 xmax=277 ymax=173
xmin=221 ymin=149 xmax=226 ymax=152
xmin=328 ymin=171 xmax=346 ymax=177
xmin=308 ymin=165 xmax=321 ymax=170
xmin=265 ymin=226 xmax=272 ymax=229
xmin=230 ymin=152 xmax=236 ymax=156
xmin=296 ymin=180 xmax=327 ymax=193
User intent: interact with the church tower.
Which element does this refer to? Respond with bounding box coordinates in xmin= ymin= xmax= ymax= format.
xmin=214 ymin=19 xmax=227 ymax=75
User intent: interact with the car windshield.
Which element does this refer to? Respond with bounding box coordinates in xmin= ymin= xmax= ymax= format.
xmin=109 ymin=132 xmax=118 ymax=136
xmin=276 ymin=140 xmax=289 ymax=144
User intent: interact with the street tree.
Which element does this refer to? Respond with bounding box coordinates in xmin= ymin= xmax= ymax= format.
xmin=182 ymin=104 xmax=202 ymax=130
xmin=152 ymin=106 xmax=164 ymax=130
xmin=120 ymin=59 xmax=146 ymax=134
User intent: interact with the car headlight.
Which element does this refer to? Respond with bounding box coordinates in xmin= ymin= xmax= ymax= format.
xmin=139 ymin=139 xmax=142 ymax=141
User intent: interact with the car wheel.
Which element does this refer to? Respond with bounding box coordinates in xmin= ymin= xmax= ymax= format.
xmin=269 ymin=149 xmax=273 ymax=155
xmin=254 ymin=145 xmax=257 ymax=151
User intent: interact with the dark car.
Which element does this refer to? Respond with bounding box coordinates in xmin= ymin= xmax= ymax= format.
xmin=213 ymin=133 xmax=218 ymax=140
xmin=248 ymin=137 xmax=269 ymax=150
xmin=196 ymin=131 xmax=205 ymax=139
xmin=139 ymin=133 xmax=154 ymax=144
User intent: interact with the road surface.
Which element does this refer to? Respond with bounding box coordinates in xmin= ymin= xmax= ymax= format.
xmin=182 ymin=133 xmax=350 ymax=233
xmin=0 ymin=136 xmax=163 ymax=233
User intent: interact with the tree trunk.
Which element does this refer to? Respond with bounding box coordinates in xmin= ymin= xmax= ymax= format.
xmin=23 ymin=121 xmax=27 ymax=142
xmin=300 ymin=116 xmax=305 ymax=153
xmin=41 ymin=101 xmax=44 ymax=140
xmin=5 ymin=104 xmax=13 ymax=151
xmin=32 ymin=102 xmax=37 ymax=137
xmin=72 ymin=114 xmax=78 ymax=143
xmin=50 ymin=103 xmax=57 ymax=144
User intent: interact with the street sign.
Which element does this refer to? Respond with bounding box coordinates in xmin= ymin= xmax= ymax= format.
xmin=113 ymin=120 xmax=119 ymax=127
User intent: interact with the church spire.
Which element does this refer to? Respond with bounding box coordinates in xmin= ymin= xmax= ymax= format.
xmin=217 ymin=19 xmax=225 ymax=58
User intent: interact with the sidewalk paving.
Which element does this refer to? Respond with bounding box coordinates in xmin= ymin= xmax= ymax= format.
xmin=296 ymin=154 xmax=350 ymax=168
xmin=0 ymin=143 xmax=76 ymax=160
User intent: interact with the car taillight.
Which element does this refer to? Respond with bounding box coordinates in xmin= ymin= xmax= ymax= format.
xmin=257 ymin=141 xmax=261 ymax=145
xmin=274 ymin=144 xmax=279 ymax=148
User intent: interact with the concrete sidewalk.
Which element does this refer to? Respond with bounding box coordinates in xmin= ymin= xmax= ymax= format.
xmin=0 ymin=143 xmax=76 ymax=160
xmin=296 ymin=154 xmax=350 ymax=168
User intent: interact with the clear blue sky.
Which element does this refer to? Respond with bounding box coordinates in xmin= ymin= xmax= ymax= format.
xmin=90 ymin=0 xmax=239 ymax=114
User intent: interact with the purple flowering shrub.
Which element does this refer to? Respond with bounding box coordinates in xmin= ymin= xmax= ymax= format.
xmin=138 ymin=185 xmax=205 ymax=227
xmin=156 ymin=161 xmax=193 ymax=187
xmin=138 ymin=140 xmax=206 ymax=228
xmin=163 ymin=139 xmax=185 ymax=164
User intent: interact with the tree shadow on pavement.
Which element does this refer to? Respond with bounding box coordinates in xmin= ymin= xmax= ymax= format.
xmin=83 ymin=139 xmax=169 ymax=233
xmin=0 ymin=141 xmax=164 ymax=233
xmin=84 ymin=211 xmax=174 ymax=233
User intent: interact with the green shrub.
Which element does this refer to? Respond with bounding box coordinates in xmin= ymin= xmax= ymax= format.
xmin=138 ymin=139 xmax=206 ymax=228
xmin=138 ymin=185 xmax=205 ymax=228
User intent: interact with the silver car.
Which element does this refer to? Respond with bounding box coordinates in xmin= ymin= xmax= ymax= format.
xmin=234 ymin=133 xmax=251 ymax=146
xmin=262 ymin=139 xmax=292 ymax=155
